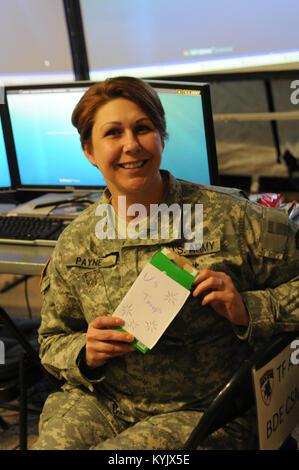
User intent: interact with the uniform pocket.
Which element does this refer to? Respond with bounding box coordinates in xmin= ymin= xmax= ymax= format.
xmin=66 ymin=265 xmax=113 ymax=319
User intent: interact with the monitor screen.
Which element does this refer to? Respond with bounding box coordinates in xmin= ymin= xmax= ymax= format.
xmin=5 ymin=80 xmax=218 ymax=191
xmin=80 ymin=0 xmax=299 ymax=79
xmin=0 ymin=113 xmax=12 ymax=190
xmin=0 ymin=0 xmax=74 ymax=85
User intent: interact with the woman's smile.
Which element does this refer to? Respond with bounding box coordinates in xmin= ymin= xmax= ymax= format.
xmin=117 ymin=159 xmax=148 ymax=170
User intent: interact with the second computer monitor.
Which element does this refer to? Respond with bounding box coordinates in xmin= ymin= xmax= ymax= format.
xmin=0 ymin=112 xmax=12 ymax=190
xmin=5 ymin=80 xmax=218 ymax=191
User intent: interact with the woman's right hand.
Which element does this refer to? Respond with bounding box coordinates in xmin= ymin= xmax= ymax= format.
xmin=85 ymin=315 xmax=136 ymax=368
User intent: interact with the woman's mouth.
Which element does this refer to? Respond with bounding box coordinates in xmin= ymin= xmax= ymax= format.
xmin=118 ymin=160 xmax=148 ymax=169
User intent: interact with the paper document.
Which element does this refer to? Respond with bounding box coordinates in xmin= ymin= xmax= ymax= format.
xmin=113 ymin=247 xmax=198 ymax=353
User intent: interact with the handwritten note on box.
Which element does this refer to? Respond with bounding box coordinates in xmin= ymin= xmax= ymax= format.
xmin=112 ymin=248 xmax=198 ymax=353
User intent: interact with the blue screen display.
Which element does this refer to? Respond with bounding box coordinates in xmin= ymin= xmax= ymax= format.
xmin=81 ymin=0 xmax=299 ymax=79
xmin=0 ymin=114 xmax=11 ymax=188
xmin=6 ymin=84 xmax=213 ymax=188
xmin=0 ymin=0 xmax=74 ymax=85
xmin=159 ymin=91 xmax=210 ymax=185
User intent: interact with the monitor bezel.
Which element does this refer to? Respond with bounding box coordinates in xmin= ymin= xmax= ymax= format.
xmin=0 ymin=103 xmax=19 ymax=191
xmin=5 ymin=79 xmax=219 ymax=192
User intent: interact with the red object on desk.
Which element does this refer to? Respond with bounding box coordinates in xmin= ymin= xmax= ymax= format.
xmin=256 ymin=193 xmax=284 ymax=208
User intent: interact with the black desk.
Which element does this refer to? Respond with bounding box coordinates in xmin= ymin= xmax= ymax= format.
xmin=0 ymin=243 xmax=53 ymax=276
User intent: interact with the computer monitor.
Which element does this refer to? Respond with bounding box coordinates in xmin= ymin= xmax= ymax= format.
xmin=0 ymin=112 xmax=12 ymax=190
xmin=5 ymin=80 xmax=218 ymax=191
xmin=0 ymin=0 xmax=74 ymax=85
xmin=80 ymin=0 xmax=299 ymax=79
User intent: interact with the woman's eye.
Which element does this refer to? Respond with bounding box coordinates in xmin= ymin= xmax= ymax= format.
xmin=105 ymin=128 xmax=121 ymax=137
xmin=136 ymin=125 xmax=151 ymax=133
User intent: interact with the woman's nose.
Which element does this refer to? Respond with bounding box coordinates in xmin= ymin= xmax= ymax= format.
xmin=123 ymin=132 xmax=140 ymax=153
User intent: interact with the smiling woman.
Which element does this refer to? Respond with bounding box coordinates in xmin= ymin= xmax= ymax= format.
xmin=31 ymin=76 xmax=299 ymax=451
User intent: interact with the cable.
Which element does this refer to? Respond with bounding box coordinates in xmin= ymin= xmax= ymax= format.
xmin=24 ymin=278 xmax=32 ymax=320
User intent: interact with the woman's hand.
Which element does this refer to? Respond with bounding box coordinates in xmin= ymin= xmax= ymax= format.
xmin=85 ymin=316 xmax=136 ymax=368
xmin=192 ymin=269 xmax=249 ymax=326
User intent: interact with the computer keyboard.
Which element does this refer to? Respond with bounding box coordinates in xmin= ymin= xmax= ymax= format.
xmin=0 ymin=215 xmax=71 ymax=246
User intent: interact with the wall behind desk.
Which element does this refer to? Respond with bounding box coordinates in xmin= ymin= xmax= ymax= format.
xmin=210 ymin=78 xmax=299 ymax=180
xmin=0 ymin=275 xmax=42 ymax=319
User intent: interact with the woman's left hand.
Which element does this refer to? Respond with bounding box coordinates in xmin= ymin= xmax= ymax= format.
xmin=192 ymin=269 xmax=249 ymax=326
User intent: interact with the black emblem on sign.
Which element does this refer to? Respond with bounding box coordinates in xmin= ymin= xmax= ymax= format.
xmin=260 ymin=369 xmax=274 ymax=406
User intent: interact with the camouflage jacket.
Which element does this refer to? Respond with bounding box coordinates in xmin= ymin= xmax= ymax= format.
xmin=38 ymin=171 xmax=299 ymax=414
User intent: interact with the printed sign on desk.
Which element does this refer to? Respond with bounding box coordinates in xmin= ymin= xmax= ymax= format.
xmin=252 ymin=337 xmax=299 ymax=450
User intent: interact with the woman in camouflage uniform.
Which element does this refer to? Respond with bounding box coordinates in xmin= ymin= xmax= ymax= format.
xmin=32 ymin=77 xmax=299 ymax=450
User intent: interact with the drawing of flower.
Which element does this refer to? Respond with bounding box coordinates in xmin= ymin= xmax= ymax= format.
xmin=145 ymin=320 xmax=158 ymax=333
xmin=120 ymin=303 xmax=133 ymax=318
xmin=126 ymin=319 xmax=140 ymax=332
xmin=164 ymin=291 xmax=177 ymax=305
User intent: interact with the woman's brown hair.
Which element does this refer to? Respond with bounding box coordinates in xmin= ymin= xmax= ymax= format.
xmin=72 ymin=76 xmax=168 ymax=150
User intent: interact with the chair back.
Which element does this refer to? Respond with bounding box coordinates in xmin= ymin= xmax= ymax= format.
xmin=184 ymin=332 xmax=299 ymax=450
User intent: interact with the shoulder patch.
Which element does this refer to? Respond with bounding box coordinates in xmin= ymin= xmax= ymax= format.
xmin=262 ymin=209 xmax=289 ymax=258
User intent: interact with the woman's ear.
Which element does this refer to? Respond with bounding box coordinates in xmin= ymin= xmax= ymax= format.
xmin=83 ymin=144 xmax=96 ymax=167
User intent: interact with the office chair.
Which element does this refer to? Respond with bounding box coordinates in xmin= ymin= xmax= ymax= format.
xmin=183 ymin=331 xmax=299 ymax=450
xmin=0 ymin=306 xmax=62 ymax=450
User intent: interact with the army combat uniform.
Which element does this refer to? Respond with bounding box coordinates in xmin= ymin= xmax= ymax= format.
xmin=32 ymin=171 xmax=299 ymax=450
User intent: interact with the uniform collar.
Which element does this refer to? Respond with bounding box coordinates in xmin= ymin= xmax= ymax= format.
xmin=99 ymin=170 xmax=182 ymax=205
xmin=92 ymin=170 xmax=184 ymax=253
